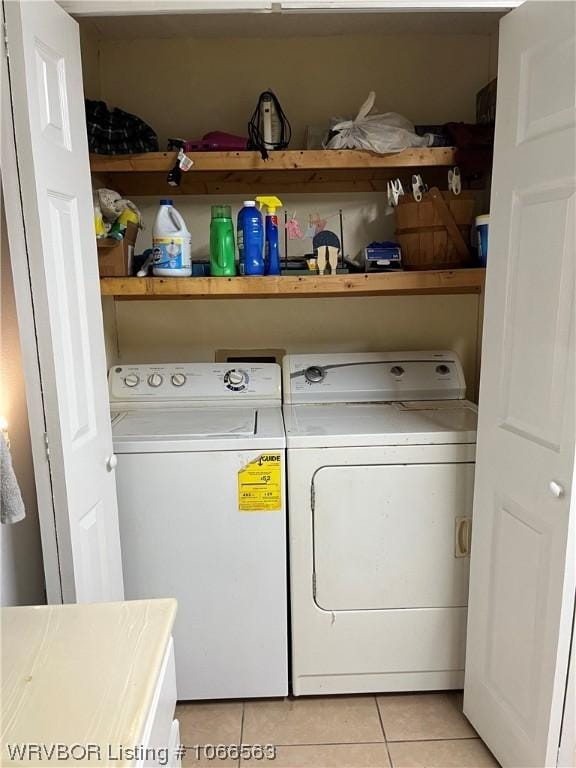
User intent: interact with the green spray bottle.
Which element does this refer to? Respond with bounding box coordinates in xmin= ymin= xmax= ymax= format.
xmin=210 ymin=205 xmax=236 ymax=276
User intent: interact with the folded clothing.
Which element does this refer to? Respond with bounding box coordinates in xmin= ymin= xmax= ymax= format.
xmin=86 ymin=100 xmax=159 ymax=155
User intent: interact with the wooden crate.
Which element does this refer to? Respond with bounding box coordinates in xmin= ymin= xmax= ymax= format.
xmin=395 ymin=189 xmax=475 ymax=270
xmin=97 ymin=221 xmax=138 ymax=277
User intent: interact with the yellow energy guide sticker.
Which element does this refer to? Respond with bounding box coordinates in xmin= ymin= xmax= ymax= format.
xmin=238 ymin=453 xmax=282 ymax=511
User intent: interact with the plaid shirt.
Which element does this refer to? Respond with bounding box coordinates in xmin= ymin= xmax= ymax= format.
xmin=86 ymin=100 xmax=159 ymax=155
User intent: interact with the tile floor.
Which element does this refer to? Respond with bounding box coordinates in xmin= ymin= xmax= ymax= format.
xmin=175 ymin=691 xmax=500 ymax=767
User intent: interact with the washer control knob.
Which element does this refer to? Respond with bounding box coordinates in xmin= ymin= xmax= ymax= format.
xmin=436 ymin=364 xmax=451 ymax=375
xmin=391 ymin=366 xmax=405 ymax=377
xmin=148 ymin=373 xmax=163 ymax=388
xmin=123 ymin=373 xmax=140 ymax=388
xmin=224 ymin=369 xmax=248 ymax=391
xmin=171 ymin=373 xmax=187 ymax=387
xmin=304 ymin=366 xmax=326 ymax=384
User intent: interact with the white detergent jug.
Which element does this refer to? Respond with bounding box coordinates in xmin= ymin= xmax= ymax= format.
xmin=152 ymin=199 xmax=192 ymax=277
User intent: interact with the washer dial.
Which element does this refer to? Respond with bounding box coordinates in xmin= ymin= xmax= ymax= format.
xmin=171 ymin=373 xmax=187 ymax=387
xmin=148 ymin=373 xmax=164 ymax=388
xmin=123 ymin=373 xmax=140 ymax=388
xmin=224 ymin=369 xmax=248 ymax=391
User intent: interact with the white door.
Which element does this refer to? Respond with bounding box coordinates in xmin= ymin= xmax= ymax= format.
xmin=464 ymin=3 xmax=575 ymax=768
xmin=2 ymin=0 xmax=124 ymax=603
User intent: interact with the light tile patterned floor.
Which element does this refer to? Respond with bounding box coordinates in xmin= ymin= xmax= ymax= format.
xmin=176 ymin=692 xmax=500 ymax=768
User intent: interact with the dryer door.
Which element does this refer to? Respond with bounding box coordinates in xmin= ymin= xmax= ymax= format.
xmin=313 ymin=463 xmax=475 ymax=611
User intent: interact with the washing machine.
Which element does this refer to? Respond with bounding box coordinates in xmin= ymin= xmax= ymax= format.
xmin=109 ymin=362 xmax=287 ymax=700
xmin=283 ymin=351 xmax=477 ymax=696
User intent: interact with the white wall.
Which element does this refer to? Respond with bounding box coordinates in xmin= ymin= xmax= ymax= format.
xmin=0 ymin=205 xmax=45 ymax=607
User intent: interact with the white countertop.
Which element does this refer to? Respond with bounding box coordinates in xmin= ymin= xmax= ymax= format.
xmin=1 ymin=599 xmax=177 ymax=766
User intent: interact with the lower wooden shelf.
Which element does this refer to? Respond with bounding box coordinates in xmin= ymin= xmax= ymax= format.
xmin=100 ymin=269 xmax=485 ymax=299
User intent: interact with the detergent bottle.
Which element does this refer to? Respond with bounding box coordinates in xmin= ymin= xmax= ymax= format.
xmin=152 ymin=199 xmax=192 ymax=277
xmin=256 ymin=196 xmax=283 ymax=276
xmin=237 ymin=201 xmax=264 ymax=275
xmin=210 ymin=205 xmax=236 ymax=276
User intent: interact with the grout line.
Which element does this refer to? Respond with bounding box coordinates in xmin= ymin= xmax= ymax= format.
xmin=272 ymin=742 xmax=400 ymax=747
xmin=182 ymin=738 xmax=481 ymax=749
xmin=386 ymin=736 xmax=481 ymax=744
xmin=375 ymin=696 xmax=394 ymax=767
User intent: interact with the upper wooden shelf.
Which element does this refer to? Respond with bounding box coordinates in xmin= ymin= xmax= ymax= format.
xmin=100 ymin=269 xmax=485 ymax=300
xmin=90 ymin=148 xmax=461 ymax=195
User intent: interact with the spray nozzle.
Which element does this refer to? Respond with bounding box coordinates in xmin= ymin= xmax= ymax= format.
xmin=256 ymin=196 xmax=283 ymax=215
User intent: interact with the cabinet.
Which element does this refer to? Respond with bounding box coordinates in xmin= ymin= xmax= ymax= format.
xmin=1 ymin=600 xmax=180 ymax=768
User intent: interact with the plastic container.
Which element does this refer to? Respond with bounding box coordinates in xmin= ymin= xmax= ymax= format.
xmin=264 ymin=213 xmax=281 ymax=276
xmin=475 ymin=214 xmax=490 ymax=267
xmin=256 ymin=196 xmax=283 ymax=276
xmin=152 ymin=199 xmax=192 ymax=277
xmin=210 ymin=205 xmax=236 ymax=276
xmin=237 ymin=201 xmax=264 ymax=276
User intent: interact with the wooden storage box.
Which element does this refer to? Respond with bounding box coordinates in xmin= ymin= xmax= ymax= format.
xmin=395 ymin=189 xmax=475 ymax=270
xmin=97 ymin=221 xmax=138 ymax=277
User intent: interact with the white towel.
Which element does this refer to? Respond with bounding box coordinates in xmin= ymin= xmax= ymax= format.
xmin=0 ymin=432 xmax=25 ymax=524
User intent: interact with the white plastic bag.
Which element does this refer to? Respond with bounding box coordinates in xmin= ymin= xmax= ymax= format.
xmin=326 ymin=92 xmax=431 ymax=154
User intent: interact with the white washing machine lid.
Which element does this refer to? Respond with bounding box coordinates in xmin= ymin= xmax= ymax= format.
xmin=112 ymin=407 xmax=285 ymax=453
xmin=283 ymin=400 xmax=477 ymax=449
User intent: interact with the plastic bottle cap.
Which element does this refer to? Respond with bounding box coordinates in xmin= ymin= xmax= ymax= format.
xmin=243 ymin=200 xmax=256 ymax=207
xmin=160 ymin=199 xmax=173 ymax=205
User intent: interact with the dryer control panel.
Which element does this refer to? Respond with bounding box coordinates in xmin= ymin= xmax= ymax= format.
xmin=109 ymin=363 xmax=281 ymax=407
xmin=283 ymin=351 xmax=467 ymax=404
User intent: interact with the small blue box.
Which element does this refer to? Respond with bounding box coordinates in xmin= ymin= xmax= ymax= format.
xmin=363 ymin=242 xmax=402 ymax=272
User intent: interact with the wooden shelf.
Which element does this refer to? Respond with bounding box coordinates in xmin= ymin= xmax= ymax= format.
xmin=100 ymin=269 xmax=485 ymax=300
xmin=90 ymin=148 xmax=462 ymax=195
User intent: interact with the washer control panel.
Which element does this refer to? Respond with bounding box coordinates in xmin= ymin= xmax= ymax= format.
xmin=109 ymin=363 xmax=280 ymax=405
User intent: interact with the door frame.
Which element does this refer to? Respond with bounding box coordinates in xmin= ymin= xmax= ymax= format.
xmin=58 ymin=0 xmax=524 ymax=15
xmin=1 ymin=1 xmax=62 ymax=603
xmin=557 ymin=589 xmax=575 ymax=767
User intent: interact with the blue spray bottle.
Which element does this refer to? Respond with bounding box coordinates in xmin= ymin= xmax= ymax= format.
xmin=256 ymin=196 xmax=283 ymax=276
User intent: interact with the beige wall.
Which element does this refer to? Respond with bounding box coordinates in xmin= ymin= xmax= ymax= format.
xmin=115 ymin=294 xmax=481 ymax=399
xmin=133 ymin=192 xmax=435 ymax=260
xmin=87 ymin=28 xmax=490 ymax=399
xmin=489 ymin=29 xmax=500 ymax=80
xmin=80 ymin=26 xmax=101 ymax=100
xmin=97 ymin=33 xmax=491 ymax=148
xmin=0 ymin=205 xmax=45 ymax=607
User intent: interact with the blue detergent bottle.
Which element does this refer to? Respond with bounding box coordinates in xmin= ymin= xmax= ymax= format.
xmin=237 ymin=201 xmax=264 ymax=275
xmin=256 ymin=196 xmax=283 ymax=276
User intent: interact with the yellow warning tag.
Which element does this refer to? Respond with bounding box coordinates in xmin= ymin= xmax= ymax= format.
xmin=238 ymin=453 xmax=282 ymax=511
